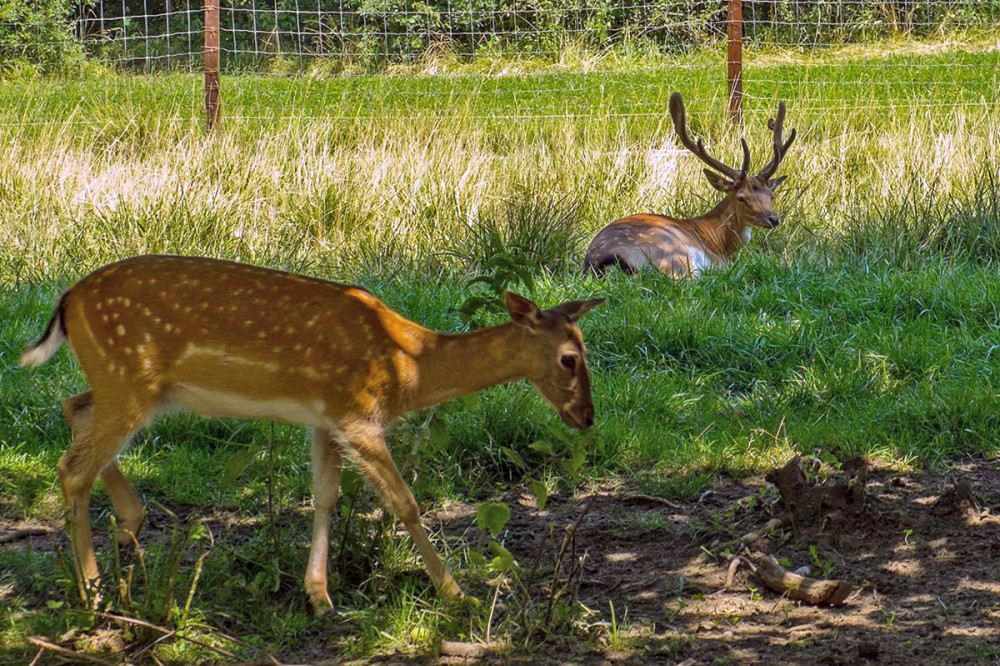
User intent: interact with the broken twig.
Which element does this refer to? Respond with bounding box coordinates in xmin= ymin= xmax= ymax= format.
xmin=440 ymin=640 xmax=488 ymax=658
xmin=0 ymin=528 xmax=54 ymax=544
xmin=26 ymin=637 xmax=115 ymax=666
xmin=621 ymin=493 xmax=683 ymax=509
xmin=740 ymin=518 xmax=783 ymax=546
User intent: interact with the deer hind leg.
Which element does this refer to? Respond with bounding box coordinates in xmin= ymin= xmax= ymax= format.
xmin=58 ymin=392 xmax=152 ymax=603
xmin=63 ymin=392 xmax=145 ymax=545
xmin=345 ymin=422 xmax=462 ymax=598
xmin=304 ymin=428 xmax=344 ymax=615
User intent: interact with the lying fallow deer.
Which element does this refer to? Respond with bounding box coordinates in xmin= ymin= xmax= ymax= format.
xmin=21 ymin=255 xmax=603 ymax=613
xmin=583 ymin=92 xmax=796 ymax=277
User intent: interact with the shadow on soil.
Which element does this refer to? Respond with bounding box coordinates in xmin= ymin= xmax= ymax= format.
xmin=4 ymin=458 xmax=1000 ymax=665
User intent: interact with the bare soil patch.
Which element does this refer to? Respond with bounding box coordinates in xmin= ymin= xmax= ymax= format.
xmin=427 ymin=456 xmax=1000 ymax=665
xmin=5 ymin=457 xmax=1000 ymax=665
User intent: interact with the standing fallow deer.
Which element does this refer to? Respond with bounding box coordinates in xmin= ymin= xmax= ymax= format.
xmin=20 ymin=255 xmax=603 ymax=613
xmin=583 ymin=92 xmax=796 ymax=278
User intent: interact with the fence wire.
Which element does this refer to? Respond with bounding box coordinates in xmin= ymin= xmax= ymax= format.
xmin=59 ymin=0 xmax=1000 ymax=116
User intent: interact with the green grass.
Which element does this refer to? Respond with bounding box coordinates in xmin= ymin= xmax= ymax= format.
xmin=2 ymin=36 xmax=1000 ymax=663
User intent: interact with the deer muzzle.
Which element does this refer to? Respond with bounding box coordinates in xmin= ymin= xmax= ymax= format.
xmin=561 ymin=403 xmax=595 ymax=429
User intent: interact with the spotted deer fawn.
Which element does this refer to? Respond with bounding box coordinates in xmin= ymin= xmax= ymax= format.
xmin=583 ymin=92 xmax=796 ymax=278
xmin=21 ymin=255 xmax=603 ymax=613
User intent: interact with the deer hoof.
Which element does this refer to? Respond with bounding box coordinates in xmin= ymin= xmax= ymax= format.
xmin=307 ymin=588 xmax=334 ymax=616
xmin=440 ymin=579 xmax=464 ymax=599
xmin=116 ymin=522 xmax=143 ymax=546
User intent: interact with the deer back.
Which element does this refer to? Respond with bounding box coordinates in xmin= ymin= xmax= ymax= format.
xmin=59 ymin=256 xmax=423 ymax=422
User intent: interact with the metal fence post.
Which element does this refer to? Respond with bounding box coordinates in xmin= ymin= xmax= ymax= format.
xmin=204 ymin=0 xmax=221 ymax=130
xmin=727 ymin=0 xmax=743 ymax=125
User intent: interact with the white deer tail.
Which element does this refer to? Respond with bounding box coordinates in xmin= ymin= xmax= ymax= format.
xmin=20 ymin=299 xmax=67 ymax=368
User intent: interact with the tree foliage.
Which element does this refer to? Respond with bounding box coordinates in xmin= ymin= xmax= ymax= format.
xmin=0 ymin=0 xmax=86 ymax=74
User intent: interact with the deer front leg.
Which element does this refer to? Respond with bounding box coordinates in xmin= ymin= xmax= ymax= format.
xmin=99 ymin=463 xmax=144 ymax=544
xmin=304 ymin=428 xmax=344 ymax=615
xmin=346 ymin=423 xmax=461 ymax=598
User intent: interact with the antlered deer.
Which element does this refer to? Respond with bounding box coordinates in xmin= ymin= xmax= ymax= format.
xmin=21 ymin=255 xmax=603 ymax=613
xmin=583 ymin=92 xmax=796 ymax=278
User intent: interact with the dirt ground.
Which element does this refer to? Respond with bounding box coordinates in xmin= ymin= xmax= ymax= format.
xmin=5 ymin=457 xmax=1000 ymax=665
xmin=426 ymin=456 xmax=1000 ymax=665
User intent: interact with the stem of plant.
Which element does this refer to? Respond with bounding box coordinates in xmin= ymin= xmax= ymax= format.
xmin=486 ymin=580 xmax=502 ymax=643
xmin=268 ymin=423 xmax=280 ymax=568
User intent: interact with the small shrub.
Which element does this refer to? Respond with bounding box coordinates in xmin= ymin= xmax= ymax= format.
xmin=0 ymin=0 xmax=85 ymax=75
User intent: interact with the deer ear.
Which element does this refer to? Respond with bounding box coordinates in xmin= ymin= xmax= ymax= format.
xmin=703 ymin=169 xmax=733 ymax=192
xmin=552 ymin=298 xmax=605 ymax=322
xmin=769 ymin=175 xmax=788 ymax=192
xmin=505 ymin=292 xmax=544 ymax=329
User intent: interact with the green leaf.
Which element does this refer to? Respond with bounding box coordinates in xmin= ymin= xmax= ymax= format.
xmin=428 ymin=418 xmax=449 ymax=451
xmin=561 ymin=448 xmax=587 ymax=479
xmin=466 ymin=276 xmax=496 ymax=288
xmin=220 ymin=447 xmax=257 ymax=488
xmin=186 ymin=522 xmax=208 ymax=545
xmin=341 ymin=469 xmax=360 ymax=497
xmin=468 ymin=550 xmax=487 ymax=567
xmin=517 ymin=269 xmax=535 ymax=292
xmin=531 ymin=479 xmax=549 ymax=511
xmin=528 ymin=440 xmax=556 ymax=456
xmin=488 ymin=540 xmax=515 ymax=572
xmin=339 ymin=470 xmax=361 ymax=518
xmin=476 ymin=502 xmax=511 ymax=539
xmin=501 ymin=446 xmax=527 ymax=470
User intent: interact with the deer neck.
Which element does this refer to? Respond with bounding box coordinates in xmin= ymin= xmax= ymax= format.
xmin=685 ymin=197 xmax=748 ymax=260
xmin=406 ymin=323 xmax=533 ymax=411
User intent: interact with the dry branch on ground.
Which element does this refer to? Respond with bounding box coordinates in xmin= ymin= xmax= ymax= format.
xmin=755 ymin=555 xmax=855 ymax=606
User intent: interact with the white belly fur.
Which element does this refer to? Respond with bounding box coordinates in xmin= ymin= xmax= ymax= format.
xmin=169 ymin=384 xmax=331 ymax=429
xmin=687 ymin=247 xmax=713 ymax=274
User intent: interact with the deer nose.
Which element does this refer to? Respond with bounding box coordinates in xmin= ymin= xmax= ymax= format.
xmin=582 ymin=405 xmax=595 ymax=428
xmin=764 ymin=212 xmax=781 ymax=228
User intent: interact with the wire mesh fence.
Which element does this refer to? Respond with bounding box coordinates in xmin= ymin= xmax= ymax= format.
xmin=11 ymin=0 xmax=994 ymax=126
xmin=73 ymin=0 xmax=998 ymax=68
xmin=74 ymin=0 xmax=203 ymax=69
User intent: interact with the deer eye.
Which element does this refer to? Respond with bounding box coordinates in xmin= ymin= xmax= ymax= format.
xmin=560 ymin=355 xmax=577 ymax=370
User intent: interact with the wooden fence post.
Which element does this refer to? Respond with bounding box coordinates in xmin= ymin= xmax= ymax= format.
xmin=727 ymin=0 xmax=743 ymax=125
xmin=204 ymin=0 xmax=221 ymax=130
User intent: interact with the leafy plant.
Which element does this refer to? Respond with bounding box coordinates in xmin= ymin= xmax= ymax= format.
xmin=808 ymin=545 xmax=835 ymax=579
xmin=476 ymin=502 xmax=511 ymax=540
xmin=456 ymin=251 xmax=541 ymax=327
xmin=0 ymin=0 xmax=86 ymax=75
xmin=453 ymin=191 xmax=584 ymax=327
xmin=500 ymin=430 xmax=592 ymax=511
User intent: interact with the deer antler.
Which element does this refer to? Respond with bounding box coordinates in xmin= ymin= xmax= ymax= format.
xmin=669 ymin=92 xmax=750 ymax=182
xmin=757 ymin=101 xmax=797 ymax=180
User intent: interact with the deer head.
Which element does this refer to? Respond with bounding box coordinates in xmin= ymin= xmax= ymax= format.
xmin=504 ymin=292 xmax=604 ymax=429
xmin=670 ymin=92 xmax=796 ymax=230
